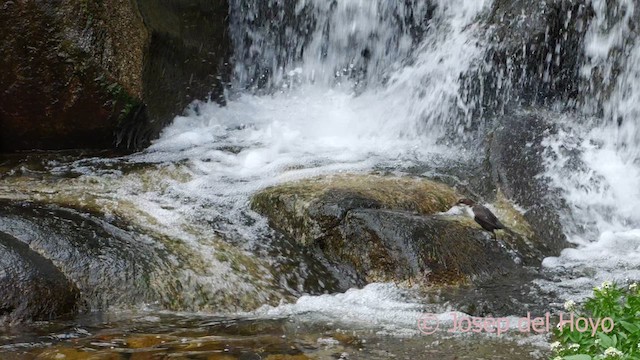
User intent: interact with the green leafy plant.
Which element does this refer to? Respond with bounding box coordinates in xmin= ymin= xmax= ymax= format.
xmin=550 ymin=282 xmax=640 ymax=360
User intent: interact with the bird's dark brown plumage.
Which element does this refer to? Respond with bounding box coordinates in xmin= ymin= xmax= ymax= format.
xmin=457 ymin=198 xmax=505 ymax=238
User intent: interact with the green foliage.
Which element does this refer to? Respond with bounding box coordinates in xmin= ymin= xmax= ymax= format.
xmin=550 ymin=282 xmax=640 ymax=360
xmin=102 ymin=80 xmax=141 ymax=124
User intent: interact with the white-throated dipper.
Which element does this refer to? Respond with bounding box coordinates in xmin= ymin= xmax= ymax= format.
xmin=457 ymin=198 xmax=505 ymax=239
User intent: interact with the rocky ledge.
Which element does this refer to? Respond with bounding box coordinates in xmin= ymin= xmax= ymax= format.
xmin=251 ymin=174 xmax=553 ymax=289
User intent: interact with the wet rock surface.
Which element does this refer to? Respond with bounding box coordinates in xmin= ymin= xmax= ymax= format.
xmin=252 ymin=174 xmax=459 ymax=247
xmin=252 ymin=174 xmax=552 ymax=292
xmin=336 ymin=209 xmax=528 ymax=283
xmin=489 ymin=111 xmax=569 ymax=254
xmin=0 ymin=1 xmax=147 ymax=151
xmin=0 ymin=231 xmax=79 ymax=324
xmin=0 ymin=199 xmax=293 ymax=317
xmin=0 ymin=156 xmax=348 ymax=317
xmin=0 ymin=200 xmax=175 ymax=312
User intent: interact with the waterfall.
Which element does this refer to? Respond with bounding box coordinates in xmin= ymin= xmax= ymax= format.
xmin=140 ymin=0 xmax=640 ymax=304
xmin=225 ymin=0 xmax=489 ymax=140
xmin=228 ymin=0 xmax=433 ymax=90
xmin=148 ymin=0 xmax=492 ymax=175
xmin=540 ymin=0 xmax=640 ymax=297
xmin=131 ymin=0 xmax=493 ymax=308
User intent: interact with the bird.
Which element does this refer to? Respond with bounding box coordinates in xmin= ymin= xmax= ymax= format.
xmin=456 ymin=198 xmax=505 ymax=239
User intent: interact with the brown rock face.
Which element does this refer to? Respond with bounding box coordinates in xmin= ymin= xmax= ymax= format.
xmin=134 ymin=0 xmax=231 ymax=149
xmin=0 ymin=1 xmax=144 ymax=150
xmin=0 ymin=0 xmax=230 ymax=152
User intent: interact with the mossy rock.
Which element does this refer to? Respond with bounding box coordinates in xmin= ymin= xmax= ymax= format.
xmin=251 ymin=174 xmax=458 ymax=247
xmin=252 ymin=174 xmax=546 ymax=287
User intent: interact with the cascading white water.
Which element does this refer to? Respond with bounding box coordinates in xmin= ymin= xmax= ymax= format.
xmin=127 ymin=0 xmax=492 ymax=320
xmin=540 ymin=0 xmax=640 ymax=298
xmin=228 ymin=0 xmax=432 ymax=89
xmin=117 ymin=0 xmax=640 ymax=313
xmin=144 ymin=0 xmax=491 ymax=219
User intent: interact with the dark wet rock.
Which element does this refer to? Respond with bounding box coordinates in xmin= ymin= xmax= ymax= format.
xmin=252 ymin=174 xmax=548 ymax=288
xmin=0 ymin=231 xmax=79 ymax=323
xmin=0 ymin=0 xmax=230 ymax=152
xmin=335 ymin=209 xmax=539 ymax=284
xmin=489 ymin=112 xmax=569 ymax=255
xmin=264 ymin=232 xmax=346 ymax=295
xmin=0 ymin=201 xmax=175 ymax=311
xmin=134 ymin=0 xmax=231 ymax=149
xmin=0 ymin=1 xmax=146 ymax=151
xmin=462 ymin=0 xmax=593 ymax=119
xmin=431 ymin=270 xmax=555 ymax=317
xmin=0 ymin=161 xmax=348 ymax=313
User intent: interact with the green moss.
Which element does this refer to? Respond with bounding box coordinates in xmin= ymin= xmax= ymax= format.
xmin=102 ymin=80 xmax=142 ymax=125
xmin=251 ymin=174 xmax=460 ymax=247
xmin=254 ymin=174 xmax=458 ymax=215
xmin=492 ymin=190 xmax=536 ymax=238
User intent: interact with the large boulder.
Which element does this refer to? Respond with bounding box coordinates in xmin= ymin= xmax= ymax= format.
xmin=0 ymin=0 xmax=230 ymax=152
xmin=252 ymin=175 xmax=459 ymax=247
xmin=251 ymin=174 xmax=549 ymax=288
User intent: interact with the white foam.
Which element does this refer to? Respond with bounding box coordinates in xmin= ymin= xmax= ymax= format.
xmin=134 ymin=0 xmax=491 ymax=237
xmin=117 ymin=0 xmax=494 ymax=319
xmin=539 ymin=2 xmax=640 ymax=300
xmin=250 ymin=283 xmax=557 ymax=339
xmin=252 ymin=283 xmax=427 ymax=335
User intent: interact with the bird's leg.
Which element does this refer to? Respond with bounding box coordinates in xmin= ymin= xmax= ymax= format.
xmin=422 ymin=268 xmax=432 ymax=285
xmin=492 ymin=231 xmax=497 ymax=240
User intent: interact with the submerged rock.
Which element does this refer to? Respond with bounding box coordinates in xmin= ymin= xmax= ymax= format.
xmin=251 ymin=174 xmax=548 ymax=289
